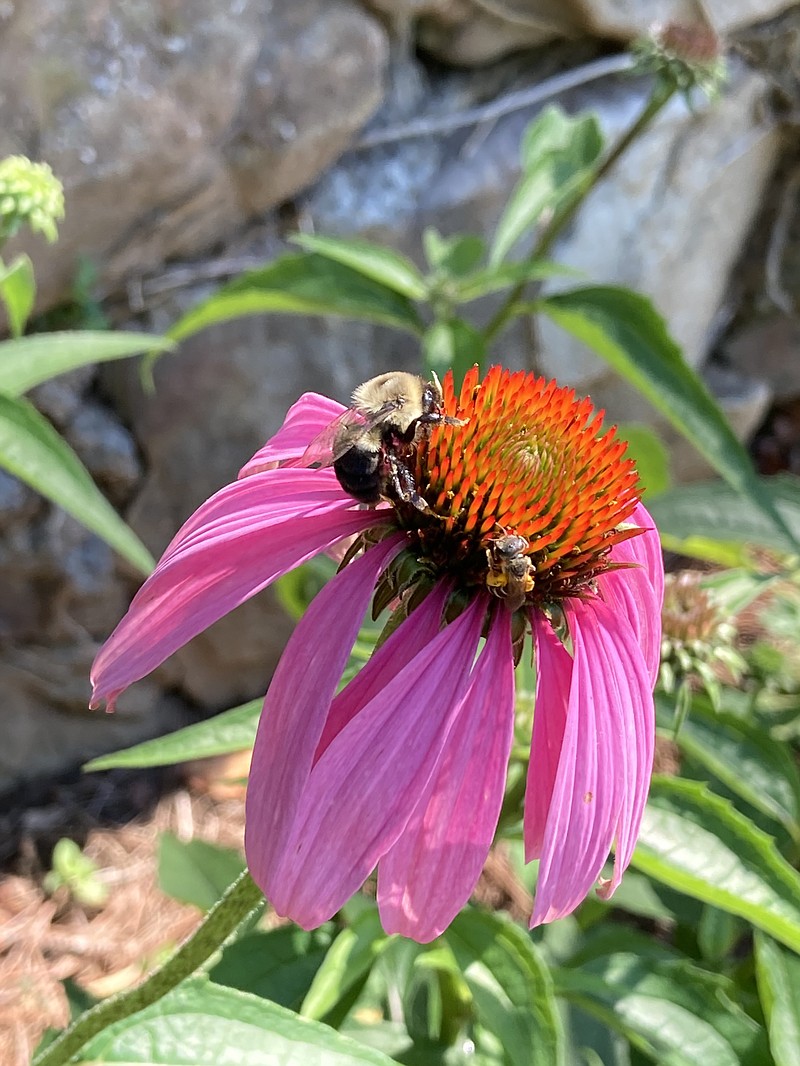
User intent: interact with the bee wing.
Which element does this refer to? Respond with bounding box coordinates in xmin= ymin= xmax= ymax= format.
xmin=300 ymin=400 xmax=400 ymax=467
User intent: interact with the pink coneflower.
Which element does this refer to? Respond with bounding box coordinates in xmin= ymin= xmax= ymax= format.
xmin=91 ymin=366 xmax=663 ymax=941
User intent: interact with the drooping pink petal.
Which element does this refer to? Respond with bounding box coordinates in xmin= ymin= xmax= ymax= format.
xmin=524 ymin=612 xmax=573 ymax=862
xmin=239 ymin=393 xmax=346 ymax=477
xmin=90 ymin=468 xmax=379 ymax=709
xmin=315 ymin=580 xmax=451 ymax=760
xmin=265 ymin=596 xmax=487 ymax=928
xmin=378 ymin=607 xmax=515 ymax=942
xmin=245 ymin=534 xmax=404 ymax=892
xmin=530 ymin=596 xmax=653 ymax=926
xmin=601 ymin=501 xmax=664 ymax=685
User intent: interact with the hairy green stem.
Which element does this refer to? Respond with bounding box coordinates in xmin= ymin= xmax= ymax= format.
xmin=483 ymin=80 xmax=676 ymax=345
xmin=33 ymin=869 xmax=264 ymax=1066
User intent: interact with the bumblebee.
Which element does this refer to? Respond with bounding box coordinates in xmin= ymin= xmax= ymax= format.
xmin=486 ymin=532 xmax=535 ymax=611
xmin=302 ymin=371 xmax=462 ymax=510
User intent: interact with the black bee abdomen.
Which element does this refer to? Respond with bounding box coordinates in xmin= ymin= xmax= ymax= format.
xmin=334 ymin=449 xmax=383 ymax=504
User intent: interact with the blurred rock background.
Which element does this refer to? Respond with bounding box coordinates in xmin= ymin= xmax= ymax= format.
xmin=1 ymin=0 xmax=799 ymax=787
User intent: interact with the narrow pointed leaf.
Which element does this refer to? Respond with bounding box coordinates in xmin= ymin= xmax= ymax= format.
xmin=754 ymin=933 xmax=800 ymax=1066
xmin=0 ymin=253 xmax=35 ymax=336
xmin=169 ymin=253 xmax=424 ymax=342
xmin=454 ymin=259 xmax=577 ymax=302
xmin=77 ymin=980 xmax=400 ymax=1065
xmin=633 ymin=776 xmax=800 ymax=953
xmin=658 ymin=694 xmax=800 ymax=838
xmin=444 ymin=908 xmax=565 ymax=1066
xmin=0 ymin=330 xmax=174 ymax=395
xmin=83 ymin=700 xmax=261 ymax=771
xmin=648 ymin=474 xmax=800 ymax=556
xmin=0 ymin=393 xmax=153 ymax=573
xmin=423 ymin=319 xmax=486 ymax=386
xmin=291 ymin=234 xmax=427 ymax=300
xmin=538 ymin=286 xmax=799 ymax=549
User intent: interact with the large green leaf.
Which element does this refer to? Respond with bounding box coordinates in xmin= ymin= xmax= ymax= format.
xmin=78 ymin=980 xmax=400 ymax=1065
xmin=292 ymin=234 xmax=427 ymax=300
xmin=490 ymin=107 xmax=604 ymax=266
xmin=444 ymin=908 xmax=565 ymax=1066
xmin=556 ymin=952 xmax=766 ymax=1066
xmin=537 ymin=286 xmax=798 ymax=549
xmin=754 ymin=933 xmax=800 ymax=1066
xmin=83 ymin=700 xmax=261 ymax=771
xmin=658 ymin=695 xmax=800 ymax=839
xmin=157 ymin=833 xmax=246 ymax=911
xmin=648 ymin=474 xmax=800 ymax=556
xmin=169 ymin=253 xmax=425 ymax=342
xmin=0 ymin=392 xmax=153 ymax=573
xmin=211 ymin=927 xmax=333 ymax=1012
xmin=0 ymin=330 xmax=173 ymax=395
xmin=0 ymin=253 xmax=35 ymax=336
xmin=617 ymin=423 xmax=671 ymax=498
xmin=633 ymin=776 xmax=800 ymax=953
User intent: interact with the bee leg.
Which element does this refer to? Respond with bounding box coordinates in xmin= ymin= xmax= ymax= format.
xmin=387 ymin=453 xmax=429 ymax=512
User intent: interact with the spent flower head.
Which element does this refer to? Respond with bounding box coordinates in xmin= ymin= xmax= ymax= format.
xmin=632 ymin=21 xmax=727 ymax=102
xmin=0 ymin=155 xmax=65 ymax=245
xmin=659 ymin=570 xmax=745 ymax=716
xmin=91 ymin=366 xmax=664 ymax=940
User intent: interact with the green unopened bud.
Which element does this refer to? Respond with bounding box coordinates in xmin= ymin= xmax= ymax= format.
xmin=0 ymin=155 xmax=65 ymax=245
xmin=631 ymin=21 xmax=727 ymax=102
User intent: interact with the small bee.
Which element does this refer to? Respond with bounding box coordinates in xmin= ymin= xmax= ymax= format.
xmin=301 ymin=371 xmax=463 ymax=510
xmin=486 ymin=532 xmax=535 ymax=611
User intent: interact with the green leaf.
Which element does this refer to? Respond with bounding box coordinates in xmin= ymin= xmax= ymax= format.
xmin=79 ymin=979 xmax=400 ymax=1065
xmin=423 ymin=319 xmax=486 ymax=387
xmin=291 ymin=234 xmax=427 ymax=300
xmin=83 ymin=700 xmax=261 ymax=771
xmin=169 ymin=253 xmax=425 ymax=343
xmin=0 ymin=392 xmax=153 ymax=573
xmin=423 ymin=229 xmax=486 ymax=277
xmin=490 ymin=107 xmax=603 ymax=266
xmin=556 ymin=952 xmax=766 ymax=1066
xmin=454 ymin=259 xmax=578 ymax=302
xmin=754 ymin=933 xmax=800 ymax=1066
xmin=211 ymin=926 xmax=333 ymax=1011
xmin=444 ymin=908 xmax=565 ymax=1066
xmin=648 ymin=473 xmax=800 ymax=557
xmin=302 ymin=906 xmax=388 ymax=1028
xmin=0 ymin=253 xmax=35 ymax=336
xmin=617 ymin=423 xmax=671 ymax=497
xmin=633 ymin=776 xmax=800 ymax=953
xmin=658 ymin=694 xmax=800 ymax=839
xmin=537 ymin=286 xmax=799 ymax=549
xmin=0 ymin=330 xmax=173 ymax=395
xmin=157 ymin=832 xmax=246 ymax=911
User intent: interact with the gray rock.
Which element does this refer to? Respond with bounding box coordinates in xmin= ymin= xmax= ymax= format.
xmin=0 ymin=0 xmax=389 ymax=314
xmin=367 ymin=0 xmax=797 ymax=65
xmin=64 ymin=401 xmax=142 ymax=507
xmin=28 ymin=364 xmax=95 ymax=428
xmin=724 ymin=315 xmax=800 ymax=399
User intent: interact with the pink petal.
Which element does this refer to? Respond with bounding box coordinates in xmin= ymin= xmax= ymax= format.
xmin=315 ymin=580 xmax=451 ymax=760
xmin=265 ymin=596 xmax=487 ymax=928
xmin=601 ymin=501 xmax=664 ymax=685
xmin=524 ymin=612 xmax=573 ymax=862
xmin=530 ymin=596 xmax=653 ymax=926
xmin=245 ymin=534 xmax=405 ymax=892
xmin=239 ymin=393 xmax=346 ymax=477
xmin=378 ymin=607 xmax=515 ymax=942
xmin=90 ymin=468 xmax=378 ymax=709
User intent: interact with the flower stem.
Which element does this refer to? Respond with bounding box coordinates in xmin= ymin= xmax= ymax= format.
xmin=483 ymin=80 xmax=676 ymax=345
xmin=33 ymin=869 xmax=264 ymax=1066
